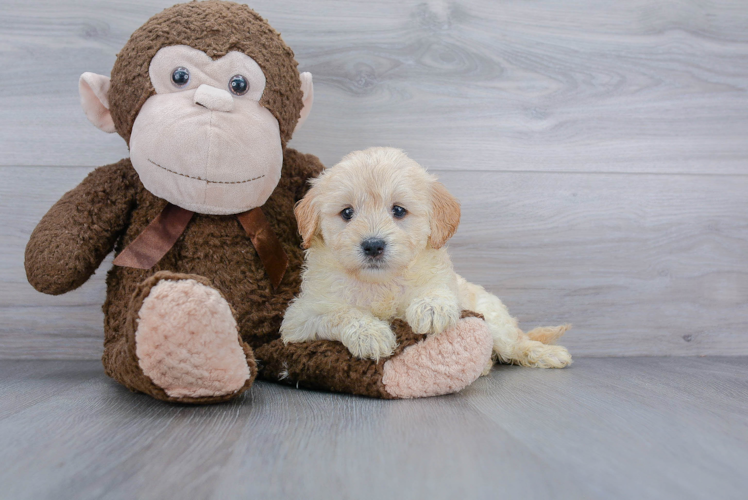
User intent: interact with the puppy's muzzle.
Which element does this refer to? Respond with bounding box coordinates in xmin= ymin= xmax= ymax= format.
xmin=361 ymin=238 xmax=386 ymax=260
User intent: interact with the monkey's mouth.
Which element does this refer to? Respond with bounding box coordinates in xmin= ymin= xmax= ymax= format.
xmin=147 ymin=159 xmax=265 ymax=185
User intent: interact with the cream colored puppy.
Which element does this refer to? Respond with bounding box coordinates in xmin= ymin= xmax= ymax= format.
xmin=281 ymin=147 xmax=572 ymax=369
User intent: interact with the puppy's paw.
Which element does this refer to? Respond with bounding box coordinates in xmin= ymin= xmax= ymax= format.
xmin=340 ymin=317 xmax=397 ymax=361
xmin=520 ymin=342 xmax=573 ymax=369
xmin=406 ymin=296 xmax=460 ymax=335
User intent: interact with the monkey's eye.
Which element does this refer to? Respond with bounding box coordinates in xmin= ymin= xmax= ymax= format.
xmin=392 ymin=205 xmax=408 ymax=219
xmin=171 ymin=67 xmax=190 ymax=87
xmin=340 ymin=207 xmax=354 ymax=221
xmin=229 ymin=75 xmax=249 ymax=96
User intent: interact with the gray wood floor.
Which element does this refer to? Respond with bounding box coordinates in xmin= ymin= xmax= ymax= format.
xmin=2 ymin=3 xmax=746 ymax=498
xmin=0 ymin=357 xmax=746 ymax=500
xmin=2 ymin=0 xmax=748 ymax=359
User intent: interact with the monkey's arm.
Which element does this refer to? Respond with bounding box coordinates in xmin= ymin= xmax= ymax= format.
xmin=257 ymin=311 xmax=488 ymax=399
xmin=282 ymin=148 xmax=325 ymax=202
xmin=25 ymin=159 xmax=138 ymax=295
xmin=257 ymin=318 xmax=425 ymax=398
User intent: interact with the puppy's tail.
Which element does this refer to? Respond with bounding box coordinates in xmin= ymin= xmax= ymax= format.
xmin=525 ymin=324 xmax=571 ymax=345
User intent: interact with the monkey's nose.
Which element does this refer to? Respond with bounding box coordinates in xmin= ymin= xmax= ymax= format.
xmin=194 ymin=84 xmax=234 ymax=112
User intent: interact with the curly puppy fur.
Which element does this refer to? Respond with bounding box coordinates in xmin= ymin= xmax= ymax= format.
xmin=281 ymin=147 xmax=572 ymax=369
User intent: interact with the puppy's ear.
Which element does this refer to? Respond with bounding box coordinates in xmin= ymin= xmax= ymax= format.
xmin=295 ymin=186 xmax=319 ymax=249
xmin=429 ymin=181 xmax=461 ymax=249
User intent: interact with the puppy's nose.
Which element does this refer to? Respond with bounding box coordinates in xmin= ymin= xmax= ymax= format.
xmin=361 ymin=238 xmax=386 ymax=258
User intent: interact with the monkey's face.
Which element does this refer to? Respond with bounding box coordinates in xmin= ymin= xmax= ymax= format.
xmin=125 ymin=45 xmax=282 ymax=215
xmin=80 ymin=3 xmax=313 ymax=214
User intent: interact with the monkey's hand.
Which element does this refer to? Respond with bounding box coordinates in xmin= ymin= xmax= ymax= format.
xmin=25 ymin=161 xmax=137 ymax=295
xmin=406 ymin=293 xmax=461 ymax=335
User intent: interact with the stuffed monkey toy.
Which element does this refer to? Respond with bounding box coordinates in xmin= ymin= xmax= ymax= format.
xmin=25 ymin=0 xmax=494 ymax=403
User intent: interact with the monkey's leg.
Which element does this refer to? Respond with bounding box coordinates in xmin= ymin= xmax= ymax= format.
xmin=256 ymin=311 xmax=492 ymax=399
xmin=102 ymin=271 xmax=256 ymax=404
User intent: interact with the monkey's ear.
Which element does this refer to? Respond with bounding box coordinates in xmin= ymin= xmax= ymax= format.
xmin=79 ymin=72 xmax=116 ymax=134
xmin=295 ymin=72 xmax=314 ymax=131
xmin=429 ymin=181 xmax=461 ymax=249
xmin=294 ymin=184 xmax=320 ymax=249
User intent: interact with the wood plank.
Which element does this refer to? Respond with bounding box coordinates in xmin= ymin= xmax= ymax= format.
xmin=467 ymin=357 xmax=748 ymax=500
xmin=1 ymin=0 xmax=747 ymax=173
xmin=0 ymin=358 xmax=746 ymax=499
xmin=2 ymin=165 xmax=747 ymax=358
xmin=0 ymin=360 xmax=102 ymax=420
xmin=0 ymin=361 xmax=586 ymax=500
xmin=445 ymin=169 xmax=748 ymax=356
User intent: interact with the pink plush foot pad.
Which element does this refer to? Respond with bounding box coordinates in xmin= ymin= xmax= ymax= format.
xmin=382 ymin=317 xmax=493 ymax=398
xmin=135 ymin=279 xmax=250 ymax=398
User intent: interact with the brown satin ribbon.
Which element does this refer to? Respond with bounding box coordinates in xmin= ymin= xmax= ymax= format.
xmin=237 ymin=207 xmax=288 ymax=291
xmin=113 ymin=203 xmax=288 ymax=292
xmin=112 ymin=204 xmax=194 ymax=269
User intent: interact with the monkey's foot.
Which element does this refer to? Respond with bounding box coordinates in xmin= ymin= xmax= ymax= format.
xmin=381 ymin=316 xmax=493 ymax=398
xmin=134 ymin=274 xmax=254 ymax=399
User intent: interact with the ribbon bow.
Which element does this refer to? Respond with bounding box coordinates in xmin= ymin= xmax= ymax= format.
xmin=112 ymin=204 xmax=288 ymax=291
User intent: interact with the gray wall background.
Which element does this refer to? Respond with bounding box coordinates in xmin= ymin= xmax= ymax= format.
xmin=1 ymin=0 xmax=747 ymax=359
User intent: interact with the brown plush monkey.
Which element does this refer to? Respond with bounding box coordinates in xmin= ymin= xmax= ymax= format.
xmin=24 ymin=1 xmax=493 ymax=403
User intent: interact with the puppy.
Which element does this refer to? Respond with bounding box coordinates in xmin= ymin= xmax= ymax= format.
xmin=281 ymin=147 xmax=572 ymax=369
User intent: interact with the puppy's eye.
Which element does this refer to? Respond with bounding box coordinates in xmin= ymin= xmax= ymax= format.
xmin=340 ymin=207 xmax=354 ymax=221
xmin=171 ymin=67 xmax=190 ymax=87
xmin=392 ymin=205 xmax=407 ymax=219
